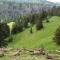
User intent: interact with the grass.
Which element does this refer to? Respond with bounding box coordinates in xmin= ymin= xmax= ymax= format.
xmin=7 ymin=16 xmax=60 ymax=51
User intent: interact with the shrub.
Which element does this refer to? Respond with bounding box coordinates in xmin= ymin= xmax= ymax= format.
xmin=54 ymin=26 xmax=60 ymax=44
xmin=0 ymin=23 xmax=10 ymax=38
xmin=12 ymin=21 xmax=23 ymax=34
xmin=36 ymin=20 xmax=43 ymax=30
xmin=46 ymin=18 xmax=49 ymax=23
xmin=0 ymin=23 xmax=10 ymax=47
xmin=30 ymin=27 xmax=33 ymax=34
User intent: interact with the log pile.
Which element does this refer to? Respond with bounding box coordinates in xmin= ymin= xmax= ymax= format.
xmin=0 ymin=47 xmax=59 ymax=60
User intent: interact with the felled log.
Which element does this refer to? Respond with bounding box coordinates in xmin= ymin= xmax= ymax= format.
xmin=9 ymin=49 xmax=21 ymax=56
xmin=0 ymin=51 xmax=4 ymax=57
xmin=46 ymin=53 xmax=53 ymax=59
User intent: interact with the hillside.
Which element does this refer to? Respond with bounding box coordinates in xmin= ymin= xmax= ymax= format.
xmin=0 ymin=16 xmax=60 ymax=60
xmin=8 ymin=16 xmax=60 ymax=51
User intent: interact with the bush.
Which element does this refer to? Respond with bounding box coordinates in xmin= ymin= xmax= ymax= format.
xmin=0 ymin=23 xmax=10 ymax=38
xmin=54 ymin=26 xmax=60 ymax=45
xmin=8 ymin=36 xmax=13 ymax=43
xmin=12 ymin=22 xmax=23 ymax=34
xmin=36 ymin=20 xmax=43 ymax=30
xmin=30 ymin=27 xmax=33 ymax=33
xmin=46 ymin=18 xmax=49 ymax=23
xmin=0 ymin=23 xmax=10 ymax=47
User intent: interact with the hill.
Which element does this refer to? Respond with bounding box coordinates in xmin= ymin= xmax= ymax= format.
xmin=0 ymin=16 xmax=60 ymax=60
xmin=7 ymin=16 xmax=60 ymax=51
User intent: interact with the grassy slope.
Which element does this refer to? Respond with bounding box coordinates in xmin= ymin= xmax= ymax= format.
xmin=8 ymin=16 xmax=60 ymax=51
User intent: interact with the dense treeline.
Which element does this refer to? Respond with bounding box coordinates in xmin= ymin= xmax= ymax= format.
xmin=47 ymin=6 xmax=60 ymax=16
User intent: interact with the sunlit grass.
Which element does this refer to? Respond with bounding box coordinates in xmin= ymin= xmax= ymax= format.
xmin=8 ymin=16 xmax=60 ymax=51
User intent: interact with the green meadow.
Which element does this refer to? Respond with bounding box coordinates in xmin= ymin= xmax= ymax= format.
xmin=7 ymin=16 xmax=60 ymax=51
